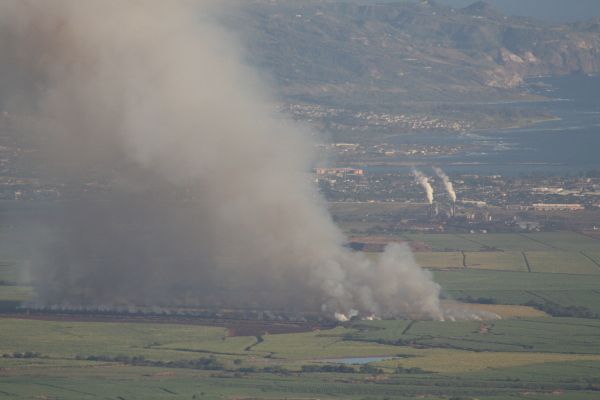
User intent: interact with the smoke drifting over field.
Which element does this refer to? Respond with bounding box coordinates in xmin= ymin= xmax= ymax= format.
xmin=0 ymin=1 xmax=442 ymax=319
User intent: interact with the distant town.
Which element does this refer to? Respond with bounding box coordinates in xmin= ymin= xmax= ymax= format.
xmin=286 ymin=103 xmax=474 ymax=133
xmin=3 ymin=156 xmax=599 ymax=236
xmin=316 ymin=164 xmax=600 ymax=234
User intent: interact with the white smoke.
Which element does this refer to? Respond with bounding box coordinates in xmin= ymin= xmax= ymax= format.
xmin=0 ymin=1 xmax=443 ymax=320
xmin=412 ymin=169 xmax=434 ymax=204
xmin=433 ymin=167 xmax=457 ymax=203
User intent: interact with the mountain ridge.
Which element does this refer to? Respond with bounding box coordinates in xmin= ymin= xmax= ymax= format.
xmin=227 ymin=0 xmax=600 ymax=107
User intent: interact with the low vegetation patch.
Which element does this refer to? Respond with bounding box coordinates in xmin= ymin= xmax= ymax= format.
xmin=78 ymin=354 xmax=225 ymax=370
xmin=524 ymin=300 xmax=598 ymax=319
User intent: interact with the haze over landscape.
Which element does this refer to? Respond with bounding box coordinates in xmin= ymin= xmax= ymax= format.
xmin=0 ymin=0 xmax=446 ymax=320
xmin=1 ymin=1 xmax=600 ymax=399
xmin=366 ymin=0 xmax=600 ymax=22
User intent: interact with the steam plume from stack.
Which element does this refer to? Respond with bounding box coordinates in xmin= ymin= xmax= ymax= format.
xmin=433 ymin=167 xmax=457 ymax=203
xmin=0 ymin=1 xmax=443 ymax=320
xmin=412 ymin=169 xmax=434 ymax=204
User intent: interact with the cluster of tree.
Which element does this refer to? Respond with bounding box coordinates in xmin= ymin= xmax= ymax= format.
xmin=301 ymin=364 xmax=356 ymax=373
xmin=261 ymin=365 xmax=290 ymax=374
xmin=358 ymin=364 xmax=384 ymax=375
xmin=74 ymin=354 xmax=428 ymax=376
xmin=524 ymin=301 xmax=598 ymax=319
xmin=239 ymin=363 xmax=387 ymax=375
xmin=22 ymin=307 xmax=216 ymax=317
xmin=0 ymin=300 xmax=20 ymax=312
xmin=236 ymin=365 xmax=291 ymax=375
xmin=2 ymin=351 xmax=42 ymax=359
xmin=369 ymin=338 xmax=411 ymax=346
xmin=77 ymin=354 xmax=224 ymax=370
xmin=282 ymin=363 xmax=385 ymax=375
xmin=458 ymin=295 xmax=497 ymax=305
xmin=395 ymin=366 xmax=429 ymax=374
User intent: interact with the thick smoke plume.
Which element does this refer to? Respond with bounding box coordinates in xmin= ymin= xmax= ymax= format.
xmin=0 ymin=1 xmax=443 ymax=319
xmin=412 ymin=169 xmax=434 ymax=204
xmin=433 ymin=167 xmax=457 ymax=203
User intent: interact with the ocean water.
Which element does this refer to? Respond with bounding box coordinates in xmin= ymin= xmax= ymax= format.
xmin=384 ymin=74 xmax=600 ymax=176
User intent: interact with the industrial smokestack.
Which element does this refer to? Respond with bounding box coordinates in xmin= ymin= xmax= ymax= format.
xmin=1 ymin=0 xmax=444 ymax=320
xmin=428 ymin=202 xmax=439 ymax=219
xmin=412 ymin=169 xmax=434 ymax=204
xmin=433 ymin=167 xmax=457 ymax=203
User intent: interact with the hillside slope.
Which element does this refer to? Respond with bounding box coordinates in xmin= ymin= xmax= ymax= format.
xmin=229 ymin=0 xmax=600 ymax=106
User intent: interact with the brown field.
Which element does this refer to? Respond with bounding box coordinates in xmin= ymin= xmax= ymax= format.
xmin=441 ymin=301 xmax=549 ymax=319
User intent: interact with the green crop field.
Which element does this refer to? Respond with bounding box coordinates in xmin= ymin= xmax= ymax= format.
xmin=2 ymin=230 xmax=600 ymax=399
xmin=524 ymin=232 xmax=600 ymax=252
xmin=526 ymin=251 xmax=600 ymax=274
xmin=587 ymin=252 xmax=600 ymax=264
xmin=464 ymin=251 xmax=528 ymax=271
xmin=375 ymin=349 xmax=600 ymax=374
xmin=454 ymin=233 xmax=552 ymax=251
xmin=5 ymin=363 xmax=596 ymax=400
xmin=0 ymin=261 xmax=18 ymax=282
xmin=404 ymin=233 xmax=484 ymax=251
xmin=0 ymin=319 xmax=231 ymax=361
xmin=405 ymin=232 xmax=600 ymax=253
xmin=0 ymin=285 xmax=33 ymax=302
xmin=434 ymin=269 xmax=600 ymax=315
xmin=414 ymin=251 xmax=464 ymax=269
xmin=2 ymin=316 xmax=600 ymax=399
xmin=434 ymin=269 xmax=600 ymax=292
xmin=415 ymin=249 xmax=600 ymax=274
xmin=351 ymin=318 xmax=600 ymax=354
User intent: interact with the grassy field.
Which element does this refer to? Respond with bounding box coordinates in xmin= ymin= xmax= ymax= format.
xmin=383 ymin=248 xmax=600 ymax=274
xmin=435 ymin=269 xmax=600 ymax=315
xmin=523 ymin=232 xmax=600 ymax=252
xmin=587 ymin=252 xmax=600 ymax=264
xmin=403 ymin=233 xmax=600 ymax=281
xmin=525 ymin=251 xmax=600 ymax=274
xmin=464 ymin=251 xmax=528 ymax=271
xmin=414 ymin=251 xmax=463 ymax=269
xmin=0 ymin=318 xmax=232 ymax=361
xmin=353 ymin=318 xmax=600 ymax=354
xmin=0 ymin=285 xmax=33 ymax=302
xmin=5 ymin=362 xmax=597 ymax=400
xmin=443 ymin=302 xmax=548 ymax=318
xmin=404 ymin=232 xmax=600 ymax=253
xmin=375 ymin=349 xmax=600 ymax=374
xmin=2 ymin=226 xmax=600 ymax=398
xmin=1 ymin=316 xmax=600 ymax=399
xmin=403 ymin=232 xmax=600 ymax=316
xmin=404 ymin=233 xmax=484 ymax=251
xmin=0 ymin=261 xmax=18 ymax=282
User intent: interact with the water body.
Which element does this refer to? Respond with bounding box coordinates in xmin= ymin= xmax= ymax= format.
xmin=382 ymin=74 xmax=600 ymax=176
xmin=321 ymin=356 xmax=398 ymax=365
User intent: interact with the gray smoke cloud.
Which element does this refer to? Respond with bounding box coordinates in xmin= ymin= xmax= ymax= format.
xmin=412 ymin=169 xmax=434 ymax=204
xmin=0 ymin=1 xmax=443 ymax=319
xmin=433 ymin=167 xmax=457 ymax=203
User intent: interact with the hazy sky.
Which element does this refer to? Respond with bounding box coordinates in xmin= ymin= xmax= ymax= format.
xmin=439 ymin=0 xmax=600 ymax=22
xmin=352 ymin=0 xmax=600 ymax=23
